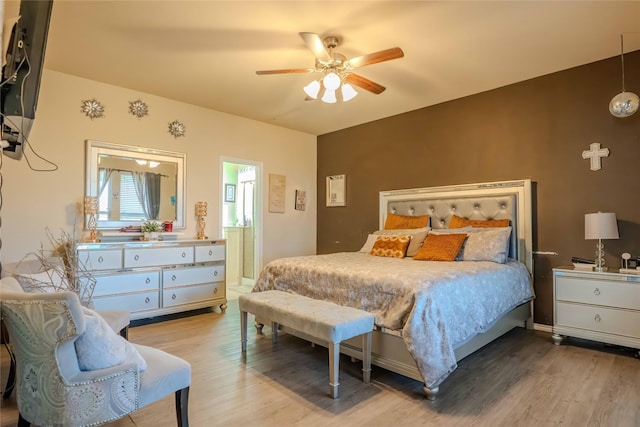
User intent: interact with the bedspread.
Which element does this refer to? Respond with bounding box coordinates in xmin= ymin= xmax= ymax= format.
xmin=253 ymin=252 xmax=533 ymax=388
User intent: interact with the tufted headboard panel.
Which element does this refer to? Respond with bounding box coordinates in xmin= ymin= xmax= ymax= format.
xmin=379 ymin=180 xmax=533 ymax=273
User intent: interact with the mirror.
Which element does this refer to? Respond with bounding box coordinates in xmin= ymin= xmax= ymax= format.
xmin=85 ymin=140 xmax=186 ymax=230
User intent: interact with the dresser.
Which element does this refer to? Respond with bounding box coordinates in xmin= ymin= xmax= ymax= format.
xmin=76 ymin=239 xmax=226 ymax=320
xmin=552 ymin=267 xmax=640 ymax=353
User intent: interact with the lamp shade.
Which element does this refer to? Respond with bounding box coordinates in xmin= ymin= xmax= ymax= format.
xmin=585 ymin=212 xmax=619 ymax=240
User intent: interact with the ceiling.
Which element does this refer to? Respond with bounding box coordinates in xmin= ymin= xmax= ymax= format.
xmin=7 ymin=1 xmax=640 ymax=135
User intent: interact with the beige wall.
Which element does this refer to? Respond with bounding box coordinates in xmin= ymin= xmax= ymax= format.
xmin=1 ymin=70 xmax=317 ymax=266
xmin=317 ymin=52 xmax=640 ymax=326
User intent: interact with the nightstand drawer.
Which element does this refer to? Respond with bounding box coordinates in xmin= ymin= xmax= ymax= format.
xmin=556 ymin=302 xmax=640 ymax=339
xmin=556 ymin=276 xmax=640 ymax=310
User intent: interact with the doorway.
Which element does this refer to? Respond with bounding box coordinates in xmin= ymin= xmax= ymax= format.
xmin=221 ymin=158 xmax=262 ymax=292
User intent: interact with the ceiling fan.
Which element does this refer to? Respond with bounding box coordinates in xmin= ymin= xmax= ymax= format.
xmin=256 ymin=32 xmax=404 ymax=102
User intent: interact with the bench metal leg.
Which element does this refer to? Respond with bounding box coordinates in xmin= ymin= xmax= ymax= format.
xmin=272 ymin=322 xmax=278 ymax=344
xmin=329 ymin=341 xmax=340 ymax=399
xmin=241 ymin=310 xmax=248 ymax=353
xmin=362 ymin=332 xmax=372 ymax=383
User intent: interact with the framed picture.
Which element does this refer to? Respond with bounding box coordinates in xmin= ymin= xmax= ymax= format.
xmin=326 ymin=174 xmax=346 ymax=207
xmin=268 ymin=173 xmax=286 ymax=213
xmin=295 ymin=189 xmax=306 ymax=211
xmin=224 ymin=183 xmax=236 ymax=203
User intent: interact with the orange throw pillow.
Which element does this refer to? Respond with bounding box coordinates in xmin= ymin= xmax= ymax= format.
xmin=449 ymin=214 xmax=509 ymax=229
xmin=370 ymin=235 xmax=411 ymax=258
xmin=413 ymin=233 xmax=467 ymax=261
xmin=384 ymin=213 xmax=430 ymax=230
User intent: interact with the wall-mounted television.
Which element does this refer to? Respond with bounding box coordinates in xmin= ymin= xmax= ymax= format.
xmin=1 ymin=0 xmax=53 ymax=160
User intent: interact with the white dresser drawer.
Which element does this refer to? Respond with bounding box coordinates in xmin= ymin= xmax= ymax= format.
xmin=195 ymin=243 xmax=225 ymax=263
xmin=78 ymin=249 xmax=122 ymax=270
xmin=556 ymin=302 xmax=640 ymax=339
xmin=556 ymin=276 xmax=640 ymax=310
xmin=92 ymin=291 xmax=160 ymax=312
xmin=124 ymin=246 xmax=194 ymax=268
xmin=163 ymin=282 xmax=224 ymax=307
xmin=93 ymin=271 xmax=160 ymax=296
xmin=163 ymin=265 xmax=224 ymax=288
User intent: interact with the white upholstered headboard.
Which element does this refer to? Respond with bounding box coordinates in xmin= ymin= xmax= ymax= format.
xmin=379 ymin=179 xmax=533 ymax=274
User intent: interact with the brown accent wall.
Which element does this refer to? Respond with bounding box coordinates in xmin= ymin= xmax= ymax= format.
xmin=317 ymin=52 xmax=640 ymax=325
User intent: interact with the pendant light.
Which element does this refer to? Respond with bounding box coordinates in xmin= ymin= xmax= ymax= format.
xmin=609 ymin=34 xmax=639 ymax=118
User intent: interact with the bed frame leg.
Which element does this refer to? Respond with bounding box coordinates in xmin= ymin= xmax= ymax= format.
xmin=423 ymin=385 xmax=439 ymax=401
xmin=254 ymin=322 xmax=264 ymax=333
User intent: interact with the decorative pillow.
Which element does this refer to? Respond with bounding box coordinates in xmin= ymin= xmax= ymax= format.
xmin=459 ymin=227 xmax=512 ymax=263
xmin=374 ymin=227 xmax=430 ymax=257
xmin=412 ymin=233 xmax=467 ymax=261
xmin=15 ymin=269 xmax=67 ymax=293
xmin=370 ymin=235 xmax=411 ymax=258
xmin=384 ymin=213 xmax=430 ymax=230
xmin=449 ymin=214 xmax=510 ymax=229
xmin=359 ymin=234 xmax=380 ymax=253
xmin=75 ymin=307 xmax=147 ymax=372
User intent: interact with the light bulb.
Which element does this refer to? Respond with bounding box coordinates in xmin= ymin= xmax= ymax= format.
xmin=341 ymin=83 xmax=358 ymax=102
xmin=321 ymin=89 xmax=337 ymax=103
xmin=323 ymin=72 xmax=341 ymax=91
xmin=303 ymin=80 xmax=321 ymax=99
xmin=609 ymin=91 xmax=639 ymax=117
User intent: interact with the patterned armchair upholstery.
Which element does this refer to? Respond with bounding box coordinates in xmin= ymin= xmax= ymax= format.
xmin=0 ymin=277 xmax=191 ymax=427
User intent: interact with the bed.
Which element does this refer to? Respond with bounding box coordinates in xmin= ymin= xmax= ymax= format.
xmin=253 ymin=179 xmax=534 ymax=399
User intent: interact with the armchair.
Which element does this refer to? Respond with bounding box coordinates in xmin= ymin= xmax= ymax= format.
xmin=0 ymin=277 xmax=191 ymax=426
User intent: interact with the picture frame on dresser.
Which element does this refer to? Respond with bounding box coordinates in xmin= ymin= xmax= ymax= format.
xmin=552 ymin=267 xmax=640 ymax=358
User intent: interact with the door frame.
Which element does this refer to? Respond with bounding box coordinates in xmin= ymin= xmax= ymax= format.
xmin=220 ymin=156 xmax=263 ymax=281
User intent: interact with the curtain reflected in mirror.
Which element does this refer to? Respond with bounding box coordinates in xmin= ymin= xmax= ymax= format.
xmin=86 ymin=140 xmax=186 ymax=230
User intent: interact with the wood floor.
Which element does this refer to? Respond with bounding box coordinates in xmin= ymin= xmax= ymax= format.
xmin=1 ymin=290 xmax=638 ymax=426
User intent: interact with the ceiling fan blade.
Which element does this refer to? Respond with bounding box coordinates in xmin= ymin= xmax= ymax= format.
xmin=299 ymin=32 xmax=332 ymax=62
xmin=344 ymin=73 xmax=386 ymax=94
xmin=256 ymin=68 xmax=315 ymax=75
xmin=346 ymin=47 xmax=404 ymax=69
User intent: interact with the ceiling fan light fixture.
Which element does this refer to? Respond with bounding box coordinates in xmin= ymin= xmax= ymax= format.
xmin=341 ymin=83 xmax=358 ymax=102
xmin=303 ymin=80 xmax=321 ymax=99
xmin=322 ymin=89 xmax=337 ymax=104
xmin=609 ymin=33 xmax=639 ymax=118
xmin=323 ymin=72 xmax=341 ymax=91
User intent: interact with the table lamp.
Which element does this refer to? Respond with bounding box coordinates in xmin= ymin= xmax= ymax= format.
xmin=84 ymin=196 xmax=100 ymax=242
xmin=585 ymin=212 xmax=619 ymax=272
xmin=195 ymin=201 xmax=208 ymax=240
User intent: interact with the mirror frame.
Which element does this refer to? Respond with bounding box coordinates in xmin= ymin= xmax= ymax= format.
xmin=85 ymin=139 xmax=187 ymax=230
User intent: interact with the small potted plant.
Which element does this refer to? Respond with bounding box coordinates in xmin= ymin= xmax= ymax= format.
xmin=141 ymin=221 xmax=162 ymax=241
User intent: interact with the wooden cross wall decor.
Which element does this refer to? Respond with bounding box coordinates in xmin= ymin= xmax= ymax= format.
xmin=582 ymin=142 xmax=610 ymax=171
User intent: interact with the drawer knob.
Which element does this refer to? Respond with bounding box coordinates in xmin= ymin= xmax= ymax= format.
xmin=214 ymin=270 xmax=218 ymax=277
xmin=172 ymin=294 xmax=177 ymax=300
xmin=593 ymin=288 xmax=601 ymax=296
xmin=213 ymin=287 xmax=218 ymax=295
xmin=98 ymin=256 xmax=104 ymax=263
xmin=134 ymin=255 xmax=140 ymax=261
xmin=145 ymin=278 xmax=151 ymax=284
xmin=172 ymin=274 xmax=177 ymax=281
xmin=594 ymin=314 xmax=601 ymax=323
xmin=145 ymin=297 xmax=151 ymax=303
xmin=208 ymin=250 xmax=213 ymax=256
xmin=181 ymin=252 xmax=186 ymax=258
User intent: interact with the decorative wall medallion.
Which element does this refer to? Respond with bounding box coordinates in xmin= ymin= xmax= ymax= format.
xmin=81 ymin=98 xmax=105 ymax=119
xmin=128 ymin=99 xmax=149 ymax=118
xmin=168 ymin=120 xmax=186 ymax=138
xmin=582 ymin=142 xmax=609 ymax=171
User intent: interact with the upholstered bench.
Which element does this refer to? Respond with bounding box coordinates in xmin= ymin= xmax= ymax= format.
xmin=239 ymin=290 xmax=374 ymax=398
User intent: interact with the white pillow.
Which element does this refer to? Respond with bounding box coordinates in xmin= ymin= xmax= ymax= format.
xmin=15 ymin=269 xmax=67 ymax=293
xmin=75 ymin=307 xmax=146 ymax=372
xmin=458 ymin=227 xmax=512 ymax=263
xmin=374 ymin=227 xmax=430 ymax=257
xmin=359 ymin=234 xmax=380 ymax=253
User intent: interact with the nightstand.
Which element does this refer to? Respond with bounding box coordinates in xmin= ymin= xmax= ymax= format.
xmin=552 ymin=267 xmax=640 ymax=355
